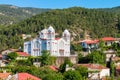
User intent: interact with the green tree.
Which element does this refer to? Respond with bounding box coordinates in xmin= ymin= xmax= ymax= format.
xmin=116 ymin=50 xmax=120 ymax=57
xmin=75 ymin=66 xmax=88 ymax=79
xmin=110 ymin=61 xmax=115 ymax=80
xmin=63 ymin=70 xmax=83 ymax=80
xmin=7 ymin=52 xmax=18 ymax=61
xmin=40 ymin=50 xmax=51 ymax=66
xmin=87 ymin=50 xmax=105 ymax=64
xmin=43 ymin=73 xmax=63 ymax=80
xmin=112 ymin=42 xmax=120 ymax=51
xmin=71 ymin=43 xmax=82 ymax=52
xmin=78 ymin=53 xmax=83 ymax=63
xmin=11 ymin=65 xmax=29 ymax=73
xmin=26 ymin=56 xmax=34 ymax=66
xmin=99 ymin=39 xmax=105 ymax=51
xmin=59 ymin=58 xmax=73 ymax=73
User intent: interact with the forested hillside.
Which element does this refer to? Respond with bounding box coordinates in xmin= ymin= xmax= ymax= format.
xmin=0 ymin=4 xmax=51 ymax=25
xmin=0 ymin=6 xmax=120 ymax=51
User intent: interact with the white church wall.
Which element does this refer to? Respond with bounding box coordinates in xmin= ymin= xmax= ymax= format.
xmin=24 ymin=26 xmax=70 ymax=57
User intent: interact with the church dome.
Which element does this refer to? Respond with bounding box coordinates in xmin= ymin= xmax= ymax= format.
xmin=63 ymin=29 xmax=70 ymax=35
xmin=48 ymin=25 xmax=55 ymax=33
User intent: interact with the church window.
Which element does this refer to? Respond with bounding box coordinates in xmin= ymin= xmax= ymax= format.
xmin=48 ymin=42 xmax=50 ymax=48
xmin=59 ymin=49 xmax=64 ymax=56
xmin=64 ymin=34 xmax=66 ymax=37
xmin=24 ymin=44 xmax=27 ymax=49
xmin=59 ymin=40 xmax=64 ymax=48
xmin=34 ymin=41 xmax=40 ymax=48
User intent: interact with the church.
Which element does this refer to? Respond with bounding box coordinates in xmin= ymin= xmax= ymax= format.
xmin=24 ymin=25 xmax=70 ymax=57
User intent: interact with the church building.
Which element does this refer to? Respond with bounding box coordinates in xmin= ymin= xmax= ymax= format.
xmin=24 ymin=25 xmax=70 ymax=57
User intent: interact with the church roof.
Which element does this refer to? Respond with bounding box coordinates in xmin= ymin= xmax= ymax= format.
xmin=63 ymin=29 xmax=70 ymax=35
xmin=48 ymin=25 xmax=55 ymax=32
xmin=55 ymin=38 xmax=60 ymax=40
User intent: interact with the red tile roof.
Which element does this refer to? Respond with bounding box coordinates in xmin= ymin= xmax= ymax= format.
xmin=18 ymin=73 xmax=41 ymax=80
xmin=16 ymin=52 xmax=29 ymax=57
xmin=112 ymin=57 xmax=120 ymax=61
xmin=78 ymin=37 xmax=115 ymax=44
xmin=82 ymin=39 xmax=99 ymax=44
xmin=75 ymin=64 xmax=108 ymax=70
xmin=102 ymin=37 xmax=115 ymax=41
xmin=0 ymin=73 xmax=10 ymax=79
xmin=49 ymin=66 xmax=58 ymax=71
xmin=55 ymin=38 xmax=60 ymax=40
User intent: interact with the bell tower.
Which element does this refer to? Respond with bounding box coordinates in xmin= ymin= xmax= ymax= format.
xmin=62 ymin=29 xmax=70 ymax=42
xmin=47 ymin=25 xmax=55 ymax=39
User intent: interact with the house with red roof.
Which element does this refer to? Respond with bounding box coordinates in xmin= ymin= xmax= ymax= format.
xmin=13 ymin=73 xmax=41 ymax=80
xmin=0 ymin=73 xmax=12 ymax=80
xmin=79 ymin=37 xmax=116 ymax=52
xmin=111 ymin=57 xmax=120 ymax=76
xmin=74 ymin=64 xmax=110 ymax=80
xmin=16 ymin=52 xmax=30 ymax=60
xmin=115 ymin=65 xmax=120 ymax=76
xmin=79 ymin=39 xmax=99 ymax=52
xmin=49 ymin=65 xmax=59 ymax=71
xmin=101 ymin=37 xmax=115 ymax=46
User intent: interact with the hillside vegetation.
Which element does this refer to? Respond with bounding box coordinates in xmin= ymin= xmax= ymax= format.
xmin=0 ymin=4 xmax=51 ymax=25
xmin=0 ymin=6 xmax=120 ymax=51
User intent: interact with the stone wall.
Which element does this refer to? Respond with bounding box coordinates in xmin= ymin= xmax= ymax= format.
xmin=55 ymin=55 xmax=77 ymax=67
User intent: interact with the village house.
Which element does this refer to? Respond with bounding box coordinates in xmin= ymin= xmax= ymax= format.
xmin=112 ymin=57 xmax=120 ymax=67
xmin=0 ymin=72 xmax=41 ymax=80
xmin=16 ymin=52 xmax=30 ymax=60
xmin=0 ymin=51 xmax=30 ymax=67
xmin=104 ymin=50 xmax=116 ymax=62
xmin=13 ymin=73 xmax=41 ymax=80
xmin=101 ymin=37 xmax=115 ymax=46
xmin=79 ymin=37 xmax=116 ymax=52
xmin=111 ymin=57 xmax=120 ymax=76
xmin=2 ymin=49 xmax=19 ymax=60
xmin=103 ymin=49 xmax=116 ymax=67
xmin=0 ymin=73 xmax=12 ymax=80
xmin=74 ymin=64 xmax=110 ymax=80
xmin=79 ymin=39 xmax=99 ymax=52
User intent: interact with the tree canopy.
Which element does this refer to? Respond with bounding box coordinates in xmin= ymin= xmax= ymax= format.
xmin=7 ymin=52 xmax=18 ymax=61
xmin=63 ymin=70 xmax=83 ymax=80
xmin=0 ymin=7 xmax=120 ymax=51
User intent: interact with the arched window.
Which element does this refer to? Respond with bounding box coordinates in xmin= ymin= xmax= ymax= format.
xmin=34 ymin=41 xmax=40 ymax=48
xmin=40 ymin=32 xmax=43 ymax=38
xmin=59 ymin=40 xmax=64 ymax=49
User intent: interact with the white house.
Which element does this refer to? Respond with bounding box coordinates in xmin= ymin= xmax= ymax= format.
xmin=16 ymin=52 xmax=30 ymax=60
xmin=24 ymin=25 xmax=70 ymax=57
xmin=74 ymin=64 xmax=110 ymax=80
